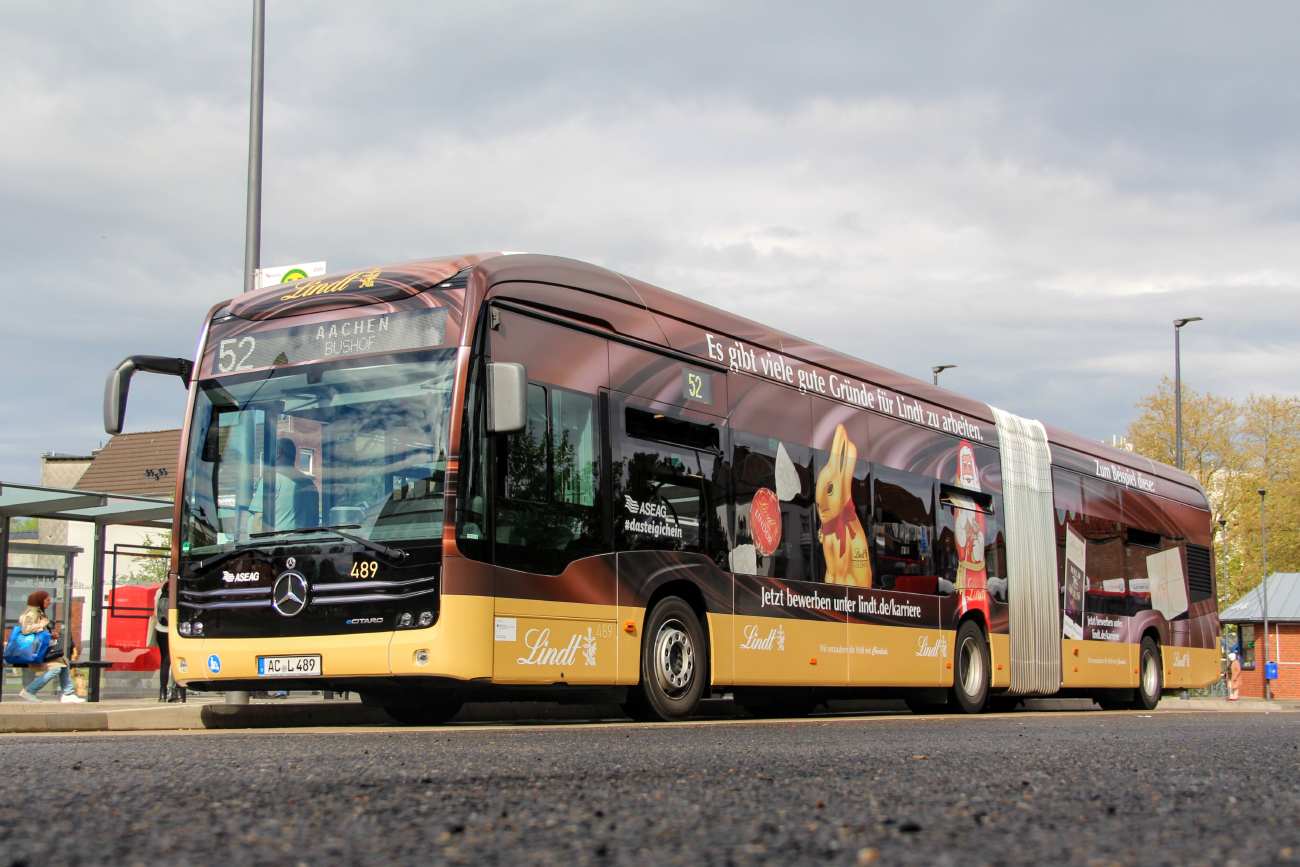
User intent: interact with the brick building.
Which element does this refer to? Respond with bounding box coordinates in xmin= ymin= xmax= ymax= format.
xmin=1220 ymin=573 xmax=1300 ymax=700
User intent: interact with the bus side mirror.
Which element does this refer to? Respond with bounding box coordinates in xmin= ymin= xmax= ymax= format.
xmin=104 ymin=355 xmax=194 ymax=435
xmin=486 ymin=362 xmax=527 ymax=434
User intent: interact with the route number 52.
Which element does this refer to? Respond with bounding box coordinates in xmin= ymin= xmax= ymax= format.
xmin=218 ymin=337 xmax=257 ymax=373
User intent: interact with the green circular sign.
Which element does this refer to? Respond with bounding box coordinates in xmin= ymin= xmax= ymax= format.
xmin=280 ymin=268 xmax=309 ymax=283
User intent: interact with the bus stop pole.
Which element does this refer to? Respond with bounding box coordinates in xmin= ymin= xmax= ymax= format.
xmin=88 ymin=523 xmax=106 ymax=702
xmin=0 ymin=516 xmax=9 ymax=704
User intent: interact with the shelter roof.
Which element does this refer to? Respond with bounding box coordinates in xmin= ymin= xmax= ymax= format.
xmin=1220 ymin=573 xmax=1300 ymax=623
xmin=0 ymin=482 xmax=172 ymax=527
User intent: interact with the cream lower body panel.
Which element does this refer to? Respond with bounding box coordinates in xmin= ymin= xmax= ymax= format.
xmin=846 ymin=624 xmax=950 ymax=687
xmin=172 ymin=594 xmax=495 ymax=686
xmin=1061 ymin=640 xmax=1135 ymax=689
xmin=491 ymin=598 xmax=618 ymax=685
xmin=1165 ymin=646 xmax=1220 ymax=690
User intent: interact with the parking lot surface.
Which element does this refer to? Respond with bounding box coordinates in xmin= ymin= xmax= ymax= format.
xmin=0 ymin=711 xmax=1296 ymax=866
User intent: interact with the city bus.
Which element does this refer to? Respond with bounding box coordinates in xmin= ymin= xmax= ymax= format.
xmin=104 ymin=253 xmax=1221 ymax=723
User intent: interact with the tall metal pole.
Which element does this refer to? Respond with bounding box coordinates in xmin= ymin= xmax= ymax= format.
xmin=1172 ymin=317 xmax=1202 ymax=471
xmin=88 ymin=523 xmax=106 ymax=702
xmin=242 ymin=0 xmax=266 ymax=295
xmin=0 ymin=516 xmax=9 ymax=704
xmin=1259 ymin=488 xmax=1270 ymax=701
xmin=1174 ymin=325 xmax=1182 ymax=470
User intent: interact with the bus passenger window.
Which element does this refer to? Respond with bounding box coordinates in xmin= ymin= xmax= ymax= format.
xmin=505 ymin=384 xmax=549 ymax=503
xmin=872 ymin=466 xmax=936 ymax=593
xmin=732 ymin=430 xmax=816 ymax=581
xmin=613 ymin=406 xmax=724 ymax=563
xmin=495 ymin=384 xmax=604 ymax=575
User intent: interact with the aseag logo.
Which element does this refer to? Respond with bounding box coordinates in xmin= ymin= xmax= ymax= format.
xmin=222 ymin=570 xmax=260 ymax=584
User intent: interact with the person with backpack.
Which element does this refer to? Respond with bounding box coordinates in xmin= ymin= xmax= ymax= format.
xmin=16 ymin=591 xmax=84 ymax=703
xmin=155 ymin=583 xmax=185 ymax=702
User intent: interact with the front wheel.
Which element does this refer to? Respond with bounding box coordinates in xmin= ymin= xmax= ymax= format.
xmin=1133 ymin=637 xmax=1162 ymax=710
xmin=951 ymin=620 xmax=990 ymax=714
xmin=622 ymin=597 xmax=707 ymax=722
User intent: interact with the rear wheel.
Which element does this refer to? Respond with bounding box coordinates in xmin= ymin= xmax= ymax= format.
xmin=384 ymin=693 xmax=464 ymax=726
xmin=951 ymin=621 xmax=990 ymax=714
xmin=622 ymin=597 xmax=707 ymax=722
xmin=1133 ymin=637 xmax=1162 ymax=710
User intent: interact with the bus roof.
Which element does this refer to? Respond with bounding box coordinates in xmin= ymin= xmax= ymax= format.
xmin=220 ymin=251 xmax=1207 ymax=508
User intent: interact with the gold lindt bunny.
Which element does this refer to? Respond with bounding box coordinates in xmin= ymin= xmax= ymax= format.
xmin=816 ymin=424 xmax=872 ymax=586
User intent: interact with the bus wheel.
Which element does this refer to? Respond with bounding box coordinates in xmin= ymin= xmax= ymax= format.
xmin=951 ymin=621 xmax=990 ymax=714
xmin=1133 ymin=637 xmax=1162 ymax=711
xmin=623 ymin=597 xmax=706 ymax=722
xmin=735 ymin=687 xmax=818 ymax=719
xmin=384 ymin=694 xmax=464 ymax=726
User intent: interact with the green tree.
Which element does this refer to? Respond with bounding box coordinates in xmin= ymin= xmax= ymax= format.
xmin=1126 ymin=381 xmax=1300 ymax=606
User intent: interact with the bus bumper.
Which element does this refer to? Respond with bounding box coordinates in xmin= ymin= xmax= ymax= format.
xmin=170 ymin=594 xmax=495 ymax=686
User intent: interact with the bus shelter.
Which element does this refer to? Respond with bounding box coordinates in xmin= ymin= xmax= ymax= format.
xmin=0 ymin=482 xmax=173 ymax=702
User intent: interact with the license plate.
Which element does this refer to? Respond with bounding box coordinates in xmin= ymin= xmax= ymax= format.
xmin=257 ymin=655 xmax=321 ymax=677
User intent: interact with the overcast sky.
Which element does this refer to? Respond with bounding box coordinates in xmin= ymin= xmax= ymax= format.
xmin=3 ymin=2 xmax=1298 ymax=484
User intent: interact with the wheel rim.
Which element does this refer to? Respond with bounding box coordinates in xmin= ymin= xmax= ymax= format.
xmin=958 ymin=634 xmax=984 ymax=698
xmin=653 ymin=619 xmax=695 ymax=697
xmin=1142 ymin=650 xmax=1159 ymax=696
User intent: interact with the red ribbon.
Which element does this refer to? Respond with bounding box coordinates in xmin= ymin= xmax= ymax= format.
xmin=820 ymin=500 xmax=860 ymax=557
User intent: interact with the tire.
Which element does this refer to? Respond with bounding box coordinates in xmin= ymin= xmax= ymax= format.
xmin=384 ymin=693 xmax=464 ymax=726
xmin=622 ymin=597 xmax=707 ymax=722
xmin=734 ymin=687 xmax=818 ymax=719
xmin=951 ymin=620 xmax=990 ymax=714
xmin=1133 ymin=637 xmax=1162 ymax=711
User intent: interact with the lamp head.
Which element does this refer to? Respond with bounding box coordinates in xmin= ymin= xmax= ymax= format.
xmin=931 ymin=364 xmax=956 ymax=375
xmin=1258 ymin=488 xmax=1267 ymax=498
xmin=1173 ymin=317 xmax=1203 ymax=329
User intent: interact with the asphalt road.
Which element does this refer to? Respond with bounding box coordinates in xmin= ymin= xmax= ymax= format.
xmin=1 ymin=711 xmax=1296 ymax=867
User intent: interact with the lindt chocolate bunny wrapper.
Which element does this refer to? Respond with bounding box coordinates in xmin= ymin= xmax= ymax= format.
xmin=816 ymin=424 xmax=872 ymax=586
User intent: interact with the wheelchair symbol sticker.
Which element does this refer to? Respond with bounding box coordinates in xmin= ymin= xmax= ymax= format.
xmin=207 ymin=654 xmax=221 ymax=674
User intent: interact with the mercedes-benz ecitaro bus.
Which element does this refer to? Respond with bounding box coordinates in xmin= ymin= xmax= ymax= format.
xmin=105 ymin=253 xmax=1220 ymax=723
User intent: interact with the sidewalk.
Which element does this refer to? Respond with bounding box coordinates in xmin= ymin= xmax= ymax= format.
xmin=0 ymin=691 xmax=1294 ymax=734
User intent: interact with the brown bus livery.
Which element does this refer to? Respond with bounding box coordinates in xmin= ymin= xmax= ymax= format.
xmin=104 ymin=252 xmax=1220 ymax=723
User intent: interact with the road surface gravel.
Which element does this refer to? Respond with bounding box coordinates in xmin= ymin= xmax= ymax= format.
xmin=0 ymin=711 xmax=1295 ymax=866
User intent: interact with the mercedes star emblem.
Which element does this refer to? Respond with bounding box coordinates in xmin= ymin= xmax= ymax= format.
xmin=272 ymin=571 xmax=309 ymax=617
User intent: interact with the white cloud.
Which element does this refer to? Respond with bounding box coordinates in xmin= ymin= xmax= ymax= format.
xmin=1 ymin=2 xmax=1299 ymax=480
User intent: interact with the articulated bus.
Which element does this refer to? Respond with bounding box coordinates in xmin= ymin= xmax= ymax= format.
xmin=105 ymin=253 xmax=1220 ymax=723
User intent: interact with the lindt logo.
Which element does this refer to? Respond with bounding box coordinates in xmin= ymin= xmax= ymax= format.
xmin=915 ymin=635 xmax=949 ymax=658
xmin=221 ymin=570 xmax=260 ymax=584
xmin=517 ymin=628 xmax=598 ymax=667
xmin=739 ymin=624 xmax=786 ymax=651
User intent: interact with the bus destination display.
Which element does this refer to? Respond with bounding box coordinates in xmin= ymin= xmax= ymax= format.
xmin=210 ymin=307 xmax=449 ymax=375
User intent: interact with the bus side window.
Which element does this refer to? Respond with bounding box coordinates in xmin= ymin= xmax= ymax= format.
xmin=732 ymin=430 xmax=816 ymax=581
xmin=494 ymin=383 xmax=604 ymax=575
xmin=1080 ymin=477 xmax=1126 ymax=617
xmin=612 ymin=405 xmax=723 ymax=561
xmin=872 ymin=465 xmax=937 ymax=593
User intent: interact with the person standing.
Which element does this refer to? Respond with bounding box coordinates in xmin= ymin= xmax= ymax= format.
xmin=155 ymin=584 xmax=186 ymax=702
xmin=17 ymin=591 xmax=84 ymax=703
xmin=1227 ymin=651 xmax=1242 ymax=702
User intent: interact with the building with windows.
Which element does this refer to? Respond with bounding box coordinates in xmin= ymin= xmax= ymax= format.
xmin=1219 ymin=573 xmax=1300 ymax=699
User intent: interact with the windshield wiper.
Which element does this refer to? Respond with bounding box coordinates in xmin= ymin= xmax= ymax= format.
xmin=250 ymin=524 xmax=409 ymax=563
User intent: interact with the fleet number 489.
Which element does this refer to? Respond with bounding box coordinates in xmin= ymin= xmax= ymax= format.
xmin=351 ymin=561 xmax=379 ymax=579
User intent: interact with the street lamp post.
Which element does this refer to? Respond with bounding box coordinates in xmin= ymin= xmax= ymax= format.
xmin=1259 ymin=489 xmax=1271 ymax=701
xmin=242 ymin=0 xmax=266 ymax=295
xmin=1217 ymin=517 xmax=1228 ymax=604
xmin=931 ymin=365 xmax=956 ymax=386
xmin=1173 ymin=317 xmax=1202 ymax=471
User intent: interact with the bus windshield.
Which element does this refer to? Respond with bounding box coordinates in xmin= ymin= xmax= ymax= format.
xmin=180 ymin=349 xmax=458 ymax=557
